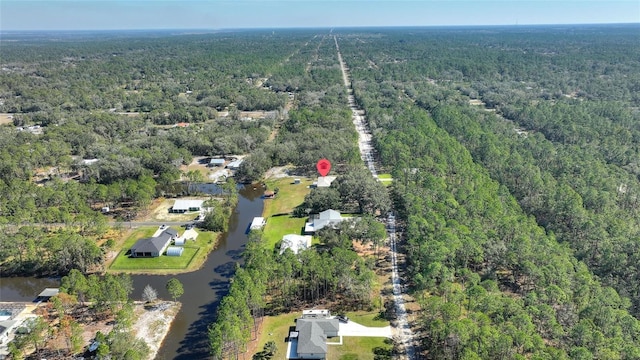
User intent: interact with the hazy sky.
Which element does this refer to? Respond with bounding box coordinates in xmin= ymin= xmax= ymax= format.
xmin=1 ymin=0 xmax=638 ymax=31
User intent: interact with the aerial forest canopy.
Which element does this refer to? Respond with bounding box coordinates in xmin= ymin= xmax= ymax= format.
xmin=334 ymin=25 xmax=640 ymax=358
xmin=1 ymin=25 xmax=640 ymax=359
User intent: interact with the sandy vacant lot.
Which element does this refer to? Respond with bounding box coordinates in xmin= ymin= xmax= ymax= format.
xmin=145 ymin=198 xmax=206 ymax=222
xmin=0 ymin=113 xmax=15 ymax=125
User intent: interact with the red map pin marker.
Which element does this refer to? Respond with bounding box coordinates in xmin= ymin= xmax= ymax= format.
xmin=316 ymin=158 xmax=331 ymax=177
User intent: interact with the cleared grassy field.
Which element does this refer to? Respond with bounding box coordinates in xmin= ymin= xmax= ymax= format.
xmin=261 ymin=215 xmax=307 ymax=249
xmin=109 ymin=226 xmax=219 ymax=274
xmin=263 ymin=177 xmax=312 ymax=217
xmin=254 ymin=313 xmax=299 ymax=359
xmin=327 ymin=336 xmax=392 ymax=360
xmin=260 ymin=177 xmax=312 ymax=249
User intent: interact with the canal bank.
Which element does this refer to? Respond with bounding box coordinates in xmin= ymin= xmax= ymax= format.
xmin=0 ymin=184 xmax=264 ymax=359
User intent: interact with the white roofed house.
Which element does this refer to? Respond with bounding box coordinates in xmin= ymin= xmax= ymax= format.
xmin=170 ymin=199 xmax=204 ymax=214
xmin=313 ymin=176 xmax=337 ymax=188
xmin=279 ymin=234 xmax=312 ymax=255
xmin=304 ymin=209 xmax=345 ymax=234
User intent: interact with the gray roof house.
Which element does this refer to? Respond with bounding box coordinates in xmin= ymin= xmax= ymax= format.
xmin=130 ymin=228 xmax=178 ymax=257
xmin=304 ymin=209 xmax=345 ymax=234
xmin=293 ymin=318 xmax=339 ymax=359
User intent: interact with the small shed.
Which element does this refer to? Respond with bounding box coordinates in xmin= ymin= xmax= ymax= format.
xmin=174 ymin=237 xmax=186 ymax=246
xmin=36 ymin=288 xmax=59 ymax=302
xmin=294 ymin=178 xmax=301 ymax=184
xmin=226 ymin=159 xmax=244 ymax=170
xmin=208 ymin=158 xmax=225 ymax=167
xmin=263 ymin=190 xmax=275 ymax=199
xmin=166 ymin=246 xmax=184 ymax=257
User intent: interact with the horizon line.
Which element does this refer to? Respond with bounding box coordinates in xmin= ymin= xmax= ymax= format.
xmin=2 ymin=21 xmax=639 ymax=33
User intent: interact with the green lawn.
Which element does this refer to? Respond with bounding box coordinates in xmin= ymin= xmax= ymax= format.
xmin=376 ymin=173 xmax=393 ymax=187
xmin=263 ymin=177 xmax=312 ymax=217
xmin=109 ymin=226 xmax=219 ymax=274
xmin=327 ymin=336 xmax=393 ymax=360
xmin=262 ymin=215 xmax=307 ymax=249
xmin=260 ymin=177 xmax=312 ymax=249
xmin=254 ymin=313 xmax=299 ymax=359
xmin=344 ymin=310 xmax=389 ymax=327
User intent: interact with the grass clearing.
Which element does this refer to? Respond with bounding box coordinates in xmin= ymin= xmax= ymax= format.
xmin=260 ymin=176 xmax=312 ymax=249
xmin=327 ymin=336 xmax=392 ymax=360
xmin=262 ymin=215 xmax=307 ymax=249
xmin=108 ymin=226 xmax=219 ymax=274
xmin=263 ymin=177 xmax=312 ymax=217
xmin=254 ymin=313 xmax=299 ymax=359
xmin=377 ymin=173 xmax=393 ymax=187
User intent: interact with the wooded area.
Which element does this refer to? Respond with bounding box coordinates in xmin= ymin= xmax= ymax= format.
xmin=337 ymin=24 xmax=640 ymax=359
xmin=2 ymin=25 xmax=640 ymax=359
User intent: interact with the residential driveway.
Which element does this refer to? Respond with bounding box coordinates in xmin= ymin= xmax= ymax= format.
xmin=338 ymin=320 xmax=392 ymax=338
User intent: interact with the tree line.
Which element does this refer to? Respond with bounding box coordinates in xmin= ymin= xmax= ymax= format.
xmin=335 ymin=25 xmax=640 ymax=359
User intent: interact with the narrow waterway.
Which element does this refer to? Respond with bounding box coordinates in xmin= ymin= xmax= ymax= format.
xmin=0 ymin=184 xmax=264 ymax=360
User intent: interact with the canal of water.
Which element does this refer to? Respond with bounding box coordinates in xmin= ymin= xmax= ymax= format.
xmin=0 ymin=184 xmax=264 ymax=359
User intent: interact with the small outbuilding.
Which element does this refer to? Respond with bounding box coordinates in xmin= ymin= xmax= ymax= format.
xmin=36 ymin=288 xmax=59 ymax=302
xmin=174 ymin=237 xmax=186 ymax=246
xmin=166 ymin=246 xmax=184 ymax=257
xmin=250 ymin=217 xmax=266 ymax=230
xmin=226 ymin=159 xmax=243 ymax=170
xmin=208 ymin=158 xmax=225 ymax=167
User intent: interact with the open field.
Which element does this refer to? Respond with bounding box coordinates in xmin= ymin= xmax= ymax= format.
xmin=327 ymin=336 xmax=392 ymax=360
xmin=261 ymin=215 xmax=307 ymax=249
xmin=260 ymin=177 xmax=312 ymax=249
xmin=263 ymin=177 xmax=312 ymax=217
xmin=108 ymin=226 xmax=219 ymax=274
xmin=253 ymin=313 xmax=299 ymax=360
